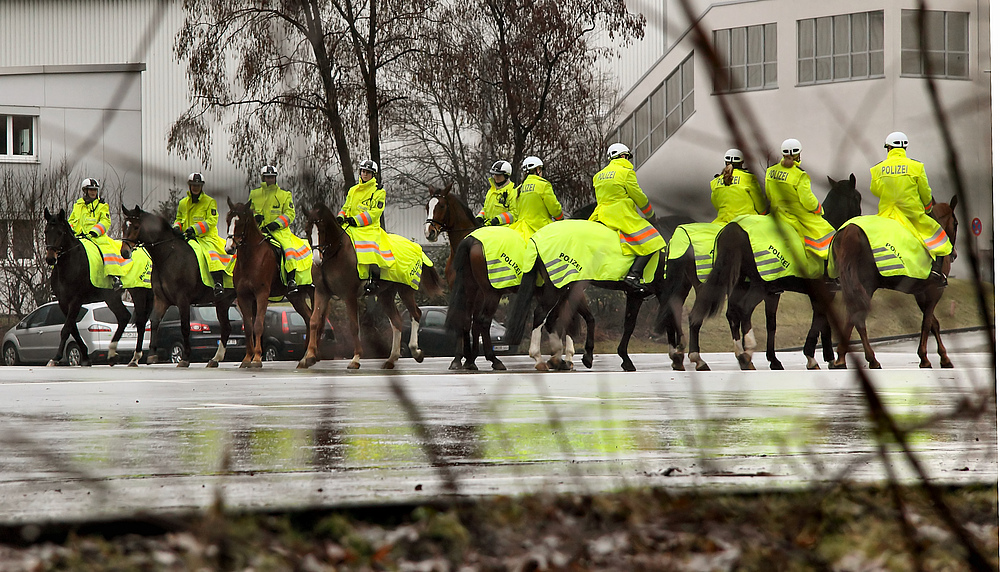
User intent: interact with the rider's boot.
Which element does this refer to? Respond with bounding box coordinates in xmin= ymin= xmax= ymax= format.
xmin=930 ymin=256 xmax=948 ymax=287
xmin=111 ymin=276 xmax=124 ymax=293
xmin=364 ymin=265 xmax=381 ymax=296
xmin=623 ymin=253 xmax=653 ymax=293
xmin=211 ymin=270 xmax=227 ymax=298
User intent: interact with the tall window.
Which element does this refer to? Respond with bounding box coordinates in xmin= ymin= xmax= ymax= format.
xmin=901 ymin=10 xmax=969 ymax=78
xmin=713 ymin=23 xmax=777 ymax=93
xmin=798 ymin=11 xmax=884 ymax=85
xmin=0 ymin=220 xmax=34 ymax=261
xmin=612 ymin=53 xmax=695 ymax=168
xmin=0 ymin=115 xmax=38 ymax=162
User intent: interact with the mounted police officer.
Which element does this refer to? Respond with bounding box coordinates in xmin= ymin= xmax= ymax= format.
xmin=69 ymin=177 xmax=127 ymax=292
xmin=247 ymin=165 xmax=312 ymax=291
xmin=475 ymin=160 xmax=516 ymax=227
xmin=173 ymin=172 xmax=229 ymax=297
xmin=764 ymin=139 xmax=835 ymax=261
xmin=871 ymin=131 xmax=952 ymax=286
xmin=711 ymin=148 xmax=768 ymax=224
xmin=339 ymin=159 xmax=393 ymax=295
xmin=590 ymin=143 xmax=666 ymax=292
xmin=509 ymin=156 xmax=563 ymax=241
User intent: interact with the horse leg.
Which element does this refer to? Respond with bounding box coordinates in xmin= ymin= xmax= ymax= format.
xmin=249 ymin=291 xmax=269 ymax=367
xmin=344 ymin=291 xmax=362 ymax=369
xmin=378 ymin=290 xmax=403 ymax=369
xmin=128 ymin=290 xmax=151 ymax=367
xmin=577 ymin=298 xmax=595 ymax=369
xmin=236 ymin=295 xmax=255 ymax=368
xmin=558 ymin=284 xmax=587 ymax=370
xmin=478 ymin=291 xmax=505 ymax=371
xmin=48 ymin=302 xmax=78 ymax=366
xmin=299 ymin=290 xmax=330 ymax=369
xmin=104 ymin=293 xmax=130 ymax=366
xmin=764 ymin=292 xmax=783 ymax=370
xmin=915 ymin=289 xmax=951 ymax=368
xmin=206 ymin=301 xmax=232 ymax=368
xmin=730 ymin=283 xmax=762 ymax=370
xmin=687 ymin=307 xmax=710 ymax=371
xmin=617 ymin=291 xmax=643 ymax=372
xmin=397 ymin=290 xmax=424 ymax=363
xmin=145 ymin=297 xmax=169 ymax=365
xmin=668 ymin=283 xmax=692 ymax=371
xmin=177 ymin=304 xmax=193 ymax=368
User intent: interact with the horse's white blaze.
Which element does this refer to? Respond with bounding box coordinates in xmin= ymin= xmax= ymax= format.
xmin=310 ymin=225 xmax=319 ymax=246
xmin=225 ymin=217 xmax=237 ymax=253
xmin=388 ymin=325 xmax=402 ymax=362
xmin=529 ymin=325 xmax=543 ymax=365
xmin=408 ymin=318 xmax=420 ymax=353
xmin=213 ymin=339 xmax=226 ymax=363
xmin=424 ymin=198 xmax=439 ymax=241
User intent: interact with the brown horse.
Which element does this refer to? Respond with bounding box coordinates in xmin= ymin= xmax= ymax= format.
xmin=830 ymin=196 xmax=958 ymax=369
xmin=225 ymin=199 xmax=315 ymax=368
xmin=297 ymin=204 xmax=363 ymax=369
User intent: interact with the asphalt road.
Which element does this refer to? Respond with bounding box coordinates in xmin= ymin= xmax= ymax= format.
xmin=0 ymin=332 xmax=994 ymax=524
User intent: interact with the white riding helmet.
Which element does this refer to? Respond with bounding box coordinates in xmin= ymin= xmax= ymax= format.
xmin=607 ymin=143 xmax=631 ymax=160
xmin=188 ymin=172 xmax=205 ymax=186
xmin=489 ymin=160 xmax=512 ymax=177
xmin=521 ymin=156 xmax=543 ymax=172
xmin=261 ymin=165 xmax=278 ymax=177
xmin=724 ymin=148 xmax=744 ymax=163
xmin=780 ymin=138 xmax=802 ymax=156
xmin=80 ymin=177 xmax=100 ymax=191
xmin=359 ymin=159 xmax=379 ymax=174
xmin=885 ymin=131 xmax=909 ymax=149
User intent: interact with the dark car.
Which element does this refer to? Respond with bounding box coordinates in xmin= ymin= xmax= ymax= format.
xmin=259 ymin=305 xmax=337 ymax=361
xmin=400 ymin=306 xmax=512 ymax=358
xmin=155 ymin=305 xmax=246 ymax=363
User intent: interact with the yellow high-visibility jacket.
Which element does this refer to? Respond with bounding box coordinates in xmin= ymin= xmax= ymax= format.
xmin=870 ymin=148 xmax=952 ymax=257
xmin=589 ymin=157 xmax=665 ymax=256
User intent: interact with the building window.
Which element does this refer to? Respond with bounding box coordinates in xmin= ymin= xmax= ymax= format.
xmin=713 ymin=23 xmax=777 ymax=93
xmin=0 ymin=115 xmax=38 ymax=162
xmin=798 ymin=11 xmax=884 ymax=85
xmin=0 ymin=220 xmax=34 ymax=261
xmin=901 ymin=10 xmax=969 ymax=78
xmin=613 ymin=53 xmax=695 ymax=168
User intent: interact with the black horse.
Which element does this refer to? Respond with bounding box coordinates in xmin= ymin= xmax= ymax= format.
xmin=42 ymin=208 xmax=153 ymax=366
xmin=673 ymin=174 xmax=861 ymax=371
xmin=120 ymin=205 xmax=239 ymax=367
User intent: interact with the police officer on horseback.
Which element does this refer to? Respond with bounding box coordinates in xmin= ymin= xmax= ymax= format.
xmin=247 ymin=165 xmax=312 ymax=291
xmin=173 ymin=172 xmax=229 ymax=297
xmin=69 ymin=177 xmax=127 ymax=292
xmin=764 ymin=139 xmax=835 ymax=261
xmin=711 ymin=148 xmax=768 ymax=224
xmin=871 ymin=132 xmax=952 ymax=286
xmin=590 ymin=143 xmax=666 ymax=292
xmin=339 ymin=159 xmax=393 ymax=295
xmin=475 ymin=160 xmax=516 ymax=227
xmin=508 ymin=156 xmax=563 ymax=241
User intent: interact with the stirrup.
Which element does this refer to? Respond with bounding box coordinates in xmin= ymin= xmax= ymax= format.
xmin=622 ymin=273 xmax=646 ymax=293
xmin=929 ymin=270 xmax=948 ymax=287
xmin=286 ymin=277 xmax=297 ymax=292
xmin=214 ymin=282 xmax=225 ymax=297
xmin=364 ymin=278 xmax=380 ymax=296
xmin=111 ymin=276 xmax=124 ymax=292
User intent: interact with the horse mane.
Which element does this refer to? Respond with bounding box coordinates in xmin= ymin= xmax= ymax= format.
xmin=447 ymin=192 xmax=477 ymax=224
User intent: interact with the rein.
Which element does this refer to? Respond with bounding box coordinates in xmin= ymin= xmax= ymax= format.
xmin=427 ymin=194 xmax=478 ymax=234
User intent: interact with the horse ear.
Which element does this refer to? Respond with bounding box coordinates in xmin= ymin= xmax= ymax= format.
xmin=58 ymin=208 xmax=66 ymax=220
xmin=827 ymin=175 xmax=836 ymax=188
xmin=849 ymin=173 xmax=856 ymax=186
xmin=443 ymin=182 xmax=453 ymax=195
xmin=121 ymin=204 xmax=129 ymax=215
xmin=227 ymin=196 xmax=235 ymax=209
xmin=949 ymin=195 xmax=958 ymax=211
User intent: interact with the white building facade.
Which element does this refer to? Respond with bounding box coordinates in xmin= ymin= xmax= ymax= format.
xmin=605 ymin=0 xmax=991 ymax=278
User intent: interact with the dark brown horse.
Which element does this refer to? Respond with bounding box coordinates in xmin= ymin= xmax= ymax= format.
xmin=830 ymin=196 xmax=958 ymax=369
xmin=225 ymin=199 xmax=315 ymax=368
xmin=297 ymin=204 xmax=363 ymax=369
xmin=43 ymin=207 xmax=151 ymax=366
xmin=121 ymin=205 xmax=237 ymax=367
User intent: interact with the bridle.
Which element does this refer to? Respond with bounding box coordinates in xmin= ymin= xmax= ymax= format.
xmin=307 ymin=216 xmax=346 ymax=259
xmin=120 ymin=216 xmax=181 ymax=251
xmin=425 ymin=193 xmax=477 ymax=234
xmin=226 ymin=209 xmax=267 ymax=250
xmin=44 ymin=225 xmax=81 ymax=262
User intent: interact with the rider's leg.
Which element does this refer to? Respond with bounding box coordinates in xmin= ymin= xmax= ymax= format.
xmin=211 ymin=270 xmax=227 ymax=297
xmin=623 ymin=253 xmax=653 ymax=291
xmin=284 ymin=254 xmax=297 ymax=290
xmin=930 ymin=256 xmax=947 ymax=286
xmin=364 ymin=264 xmax=381 ymax=295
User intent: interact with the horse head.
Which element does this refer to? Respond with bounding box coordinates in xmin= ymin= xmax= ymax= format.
xmin=931 ymin=196 xmax=960 ymax=267
xmin=225 ymin=198 xmax=258 ymax=255
xmin=823 ymin=173 xmax=862 ymax=229
xmin=424 ymin=182 xmax=456 ymax=242
xmin=43 ymin=207 xmax=72 ymax=266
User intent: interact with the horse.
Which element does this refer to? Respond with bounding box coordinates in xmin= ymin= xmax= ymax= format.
xmin=224 ymin=200 xmax=315 ymax=368
xmin=121 ymin=205 xmax=238 ymax=367
xmin=42 ymin=208 xmax=153 ymax=367
xmin=673 ymin=175 xmax=862 ymax=371
xmin=830 ymin=196 xmax=958 ymax=369
xmin=426 ymin=186 xmax=595 ymax=371
xmin=297 ymin=203 xmax=363 ymax=369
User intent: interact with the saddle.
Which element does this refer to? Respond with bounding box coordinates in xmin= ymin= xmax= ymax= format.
xmin=526 ymin=220 xmax=659 ymax=288
xmin=827 ymin=215 xmax=932 ymax=280
xmin=731 ymin=214 xmax=824 ymax=281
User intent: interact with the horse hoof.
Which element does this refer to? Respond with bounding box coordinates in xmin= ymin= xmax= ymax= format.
xmin=146 ymin=355 xmax=159 ymax=365
xmin=621 ymin=361 xmax=636 ymax=372
xmin=869 ymin=362 xmax=882 ymax=370
xmin=941 ymin=359 xmax=954 ymax=369
xmin=250 ymin=361 xmax=262 ymax=369
xmin=448 ymin=359 xmax=462 ymax=371
xmin=127 ymin=361 xmax=139 ymax=368
xmin=830 ymin=361 xmax=847 ymax=370
xmin=491 ymin=361 xmax=506 ymax=371
xmin=81 ymin=361 xmax=92 ymax=367
xmin=177 ymin=361 xmax=189 ymax=368
xmin=206 ymin=360 xmax=219 ymax=368
xmin=239 ymin=361 xmax=250 ymax=369
xmin=919 ymin=360 xmax=932 ymax=369
xmin=412 ymin=350 xmax=424 ymax=363
xmin=560 ymin=361 xmax=575 ymax=371
xmin=535 ymin=362 xmax=548 ymax=372
xmin=737 ymin=354 xmax=753 ymax=370
xmin=806 ymin=363 xmax=820 ymax=371
xmin=770 ymin=361 xmax=784 ymax=371
xmin=107 ymin=356 xmax=118 ymax=366
xmin=671 ymin=362 xmax=685 ymax=371
xmin=695 ymin=363 xmax=711 ymax=372
xmin=582 ymin=354 xmax=594 ymax=369
xmin=463 ymin=362 xmax=479 ymax=371
xmin=381 ymin=361 xmax=395 ymax=370
xmin=46 ymin=360 xmax=57 ymax=367
xmin=347 ymin=361 xmax=360 ymax=370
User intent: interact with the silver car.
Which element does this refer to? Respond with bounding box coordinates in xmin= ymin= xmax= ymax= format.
xmin=2 ymin=301 xmax=150 ymax=366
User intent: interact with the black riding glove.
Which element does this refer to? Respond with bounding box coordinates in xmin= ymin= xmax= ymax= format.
xmin=183 ymin=227 xmax=196 ymax=240
xmin=345 ymin=217 xmax=358 ymax=227
xmin=335 ymin=215 xmax=346 ymax=226
xmin=264 ymin=221 xmax=282 ymax=232
xmin=488 ymin=216 xmax=503 ymax=227
xmin=474 ymin=215 xmax=486 ymax=226
xmin=172 ymin=226 xmax=184 ymax=238
xmin=88 ymin=230 xmax=100 ymax=238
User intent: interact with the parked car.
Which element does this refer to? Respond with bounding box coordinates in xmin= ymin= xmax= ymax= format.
xmin=2 ymin=301 xmax=151 ymax=366
xmin=399 ymin=306 xmax=512 ymax=358
xmin=259 ymin=305 xmax=337 ymax=361
xmin=154 ymin=305 xmax=246 ymax=363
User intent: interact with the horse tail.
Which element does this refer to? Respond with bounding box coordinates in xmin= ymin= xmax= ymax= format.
xmin=445 ymin=238 xmax=474 ymax=333
xmin=689 ymin=224 xmax=745 ymax=325
xmin=503 ymin=254 xmax=540 ymax=346
xmin=833 ymin=225 xmax=871 ymax=315
xmin=419 ymin=262 xmax=445 ymax=299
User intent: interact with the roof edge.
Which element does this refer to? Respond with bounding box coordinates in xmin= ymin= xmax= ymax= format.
xmin=0 ymin=63 xmax=146 ymax=76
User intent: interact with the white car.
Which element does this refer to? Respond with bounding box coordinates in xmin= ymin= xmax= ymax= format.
xmin=2 ymin=301 xmax=150 ymax=365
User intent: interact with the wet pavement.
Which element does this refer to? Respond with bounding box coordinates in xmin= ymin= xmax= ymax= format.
xmin=0 ymin=332 xmax=994 ymax=524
